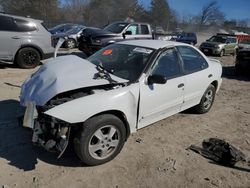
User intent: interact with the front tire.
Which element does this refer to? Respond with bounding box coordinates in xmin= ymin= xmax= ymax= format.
xmin=65 ymin=39 xmax=76 ymax=49
xmin=193 ymin=84 xmax=216 ymax=114
xmin=74 ymin=114 xmax=126 ymax=166
xmin=16 ymin=47 xmax=40 ymax=69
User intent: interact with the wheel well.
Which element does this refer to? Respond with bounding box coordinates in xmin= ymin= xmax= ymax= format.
xmin=90 ymin=110 xmax=131 ymax=140
xmin=14 ymin=46 xmax=43 ymax=63
xmin=211 ymin=81 xmax=218 ymax=91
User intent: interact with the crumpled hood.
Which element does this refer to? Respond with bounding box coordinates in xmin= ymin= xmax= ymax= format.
xmin=20 ymin=55 xmax=127 ymax=106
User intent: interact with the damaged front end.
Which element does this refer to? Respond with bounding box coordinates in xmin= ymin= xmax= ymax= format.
xmin=23 ymin=83 xmax=126 ymax=158
xmin=25 ymin=99 xmax=73 ymax=158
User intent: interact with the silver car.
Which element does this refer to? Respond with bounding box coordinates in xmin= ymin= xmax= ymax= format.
xmin=52 ymin=25 xmax=85 ymax=49
xmin=0 ymin=13 xmax=54 ymax=68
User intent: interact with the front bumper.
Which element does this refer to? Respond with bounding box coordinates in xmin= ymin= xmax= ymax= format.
xmin=200 ymin=47 xmax=221 ymax=55
xmin=78 ymin=42 xmax=102 ymax=55
xmin=23 ymin=104 xmax=71 ymax=158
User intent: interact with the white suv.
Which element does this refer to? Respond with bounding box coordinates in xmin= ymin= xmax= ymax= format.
xmin=0 ymin=13 xmax=54 ymax=68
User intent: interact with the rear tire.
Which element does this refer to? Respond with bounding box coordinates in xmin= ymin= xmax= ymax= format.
xmin=193 ymin=84 xmax=216 ymax=114
xmin=74 ymin=114 xmax=126 ymax=166
xmin=16 ymin=47 xmax=40 ymax=69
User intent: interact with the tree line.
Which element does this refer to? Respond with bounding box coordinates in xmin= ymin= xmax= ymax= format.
xmin=0 ymin=0 xmax=248 ymax=31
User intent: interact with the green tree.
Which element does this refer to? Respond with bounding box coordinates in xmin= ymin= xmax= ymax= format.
xmin=0 ymin=0 xmax=59 ymax=20
xmin=149 ymin=0 xmax=171 ymax=29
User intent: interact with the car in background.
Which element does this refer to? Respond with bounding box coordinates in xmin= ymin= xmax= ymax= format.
xmin=175 ymin=32 xmax=197 ymax=45
xmin=200 ymin=34 xmax=238 ymax=57
xmin=238 ymin=39 xmax=250 ymax=50
xmin=20 ymin=40 xmax=222 ymax=165
xmin=49 ymin=23 xmax=76 ymax=35
xmin=78 ymin=21 xmax=153 ymax=56
xmin=52 ymin=25 xmax=85 ymax=49
xmin=0 ymin=13 xmax=54 ymax=68
xmin=235 ymin=48 xmax=250 ymax=75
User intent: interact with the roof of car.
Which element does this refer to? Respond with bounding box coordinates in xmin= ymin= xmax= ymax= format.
xmin=117 ymin=40 xmax=188 ymax=49
xmin=0 ymin=13 xmax=42 ymax=22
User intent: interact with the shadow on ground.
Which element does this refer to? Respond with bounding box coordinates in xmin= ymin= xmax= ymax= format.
xmin=0 ymin=100 xmax=86 ymax=171
xmin=222 ymin=66 xmax=250 ymax=81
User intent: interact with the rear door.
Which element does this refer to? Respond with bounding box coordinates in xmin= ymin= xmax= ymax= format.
xmin=176 ymin=46 xmax=211 ymax=110
xmin=0 ymin=15 xmax=21 ymax=61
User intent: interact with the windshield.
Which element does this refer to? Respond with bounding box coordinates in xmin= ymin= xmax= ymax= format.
xmin=240 ymin=39 xmax=250 ymax=44
xmin=66 ymin=26 xmax=85 ymax=34
xmin=208 ymin=36 xmax=227 ymax=43
xmin=104 ymin=23 xmax=129 ymax=34
xmin=88 ymin=44 xmax=154 ymax=82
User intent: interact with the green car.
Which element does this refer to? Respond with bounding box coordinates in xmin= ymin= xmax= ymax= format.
xmin=200 ymin=34 xmax=238 ymax=57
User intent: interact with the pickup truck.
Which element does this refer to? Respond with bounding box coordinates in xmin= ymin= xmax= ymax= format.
xmin=78 ymin=21 xmax=153 ymax=55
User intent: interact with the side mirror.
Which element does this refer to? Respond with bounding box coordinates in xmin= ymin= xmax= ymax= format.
xmin=147 ymin=75 xmax=167 ymax=85
xmin=124 ymin=30 xmax=132 ymax=35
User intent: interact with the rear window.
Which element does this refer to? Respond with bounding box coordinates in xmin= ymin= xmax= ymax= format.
xmin=141 ymin=25 xmax=149 ymax=34
xmin=14 ymin=18 xmax=37 ymax=32
xmin=0 ymin=15 xmax=17 ymax=31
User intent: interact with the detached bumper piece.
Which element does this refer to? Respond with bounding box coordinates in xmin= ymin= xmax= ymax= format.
xmin=32 ymin=113 xmax=71 ymax=158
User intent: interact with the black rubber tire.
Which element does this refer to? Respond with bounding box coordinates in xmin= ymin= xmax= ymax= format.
xmin=16 ymin=47 xmax=40 ymax=69
xmin=219 ymin=49 xmax=225 ymax=57
xmin=193 ymin=84 xmax=216 ymax=114
xmin=235 ymin=64 xmax=242 ymax=75
xmin=65 ymin=39 xmax=76 ymax=49
xmin=74 ymin=114 xmax=126 ymax=166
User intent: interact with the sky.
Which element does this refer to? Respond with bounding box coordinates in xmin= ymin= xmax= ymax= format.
xmin=139 ymin=0 xmax=250 ymax=20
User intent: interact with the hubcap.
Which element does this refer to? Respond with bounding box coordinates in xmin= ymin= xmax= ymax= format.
xmin=67 ymin=40 xmax=75 ymax=48
xmin=203 ymin=89 xmax=213 ymax=110
xmin=88 ymin=125 xmax=120 ymax=160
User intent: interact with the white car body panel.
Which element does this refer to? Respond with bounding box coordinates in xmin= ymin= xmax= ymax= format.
xmin=45 ymin=83 xmax=139 ymax=133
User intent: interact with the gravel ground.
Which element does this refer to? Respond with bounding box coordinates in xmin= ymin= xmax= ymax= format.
xmin=0 ymin=42 xmax=250 ymax=188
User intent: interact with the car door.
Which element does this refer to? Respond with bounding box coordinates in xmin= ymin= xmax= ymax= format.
xmin=138 ymin=48 xmax=185 ymax=129
xmin=0 ymin=15 xmax=21 ymax=61
xmin=176 ymin=46 xmax=211 ymax=111
xmin=124 ymin=24 xmax=139 ymax=40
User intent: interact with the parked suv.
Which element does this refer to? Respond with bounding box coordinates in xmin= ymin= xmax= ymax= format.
xmin=78 ymin=21 xmax=153 ymax=55
xmin=175 ymin=32 xmax=197 ymax=45
xmin=0 ymin=13 xmax=54 ymax=68
xmin=200 ymin=33 xmax=238 ymax=57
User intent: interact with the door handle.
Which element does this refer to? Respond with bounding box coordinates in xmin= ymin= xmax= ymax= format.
xmin=12 ymin=36 xmax=20 ymax=39
xmin=178 ymin=83 xmax=184 ymax=88
xmin=208 ymin=74 xmax=213 ymax=78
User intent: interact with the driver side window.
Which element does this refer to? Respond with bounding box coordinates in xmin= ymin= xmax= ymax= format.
xmin=151 ymin=48 xmax=182 ymax=80
xmin=126 ymin=24 xmax=139 ymax=35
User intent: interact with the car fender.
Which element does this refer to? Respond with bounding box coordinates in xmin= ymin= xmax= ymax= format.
xmin=44 ymin=83 xmax=140 ymax=133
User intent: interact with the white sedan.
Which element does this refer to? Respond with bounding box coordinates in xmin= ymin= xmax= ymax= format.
xmin=20 ymin=40 xmax=222 ymax=165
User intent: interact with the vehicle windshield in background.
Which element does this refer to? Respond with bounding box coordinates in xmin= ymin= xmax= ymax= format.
xmin=104 ymin=23 xmax=129 ymax=33
xmin=88 ymin=44 xmax=154 ymax=82
xmin=208 ymin=36 xmax=227 ymax=43
xmin=66 ymin=26 xmax=84 ymax=34
xmin=239 ymin=39 xmax=250 ymax=44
